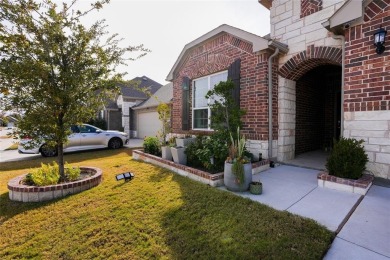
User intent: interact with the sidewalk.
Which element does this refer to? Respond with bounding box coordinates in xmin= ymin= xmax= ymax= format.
xmin=222 ymin=165 xmax=390 ymax=259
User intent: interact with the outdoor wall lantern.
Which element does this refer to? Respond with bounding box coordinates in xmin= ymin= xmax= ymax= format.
xmin=374 ymin=26 xmax=387 ymax=54
xmin=182 ymin=77 xmax=189 ymax=90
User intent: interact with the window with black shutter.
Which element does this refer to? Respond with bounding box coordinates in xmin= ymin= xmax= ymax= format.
xmin=228 ymin=58 xmax=241 ymax=107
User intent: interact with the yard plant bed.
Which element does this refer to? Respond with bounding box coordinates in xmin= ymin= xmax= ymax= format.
xmin=1 ymin=149 xmax=333 ymax=259
xmin=7 ymin=167 xmax=102 ymax=202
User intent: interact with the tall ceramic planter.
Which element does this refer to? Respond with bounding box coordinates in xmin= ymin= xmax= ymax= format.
xmin=171 ymin=147 xmax=187 ymax=165
xmin=224 ymin=162 xmax=252 ymax=192
xmin=161 ymin=146 xmax=173 ymax=161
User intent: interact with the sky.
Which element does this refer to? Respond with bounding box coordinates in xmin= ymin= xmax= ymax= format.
xmin=68 ymin=0 xmax=271 ymax=85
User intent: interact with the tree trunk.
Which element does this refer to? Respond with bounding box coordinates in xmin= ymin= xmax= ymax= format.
xmin=57 ymin=142 xmax=65 ymax=180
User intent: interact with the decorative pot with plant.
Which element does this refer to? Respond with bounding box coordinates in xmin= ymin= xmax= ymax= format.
xmin=161 ymin=137 xmax=175 ymax=161
xmin=249 ymin=181 xmax=262 ymax=195
xmin=224 ymin=127 xmax=252 ymax=192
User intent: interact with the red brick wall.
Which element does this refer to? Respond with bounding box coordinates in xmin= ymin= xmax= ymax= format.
xmin=344 ymin=1 xmax=390 ymax=112
xmin=172 ymin=33 xmax=279 ymax=140
xmin=300 ymin=0 xmax=322 ymax=18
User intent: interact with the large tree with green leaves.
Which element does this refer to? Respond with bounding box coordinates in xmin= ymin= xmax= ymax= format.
xmin=0 ymin=0 xmax=148 ymax=178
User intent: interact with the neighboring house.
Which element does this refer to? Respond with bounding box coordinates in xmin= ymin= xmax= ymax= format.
xmin=167 ymin=0 xmax=389 ymax=179
xmin=132 ymin=83 xmax=173 ymax=138
xmin=101 ymin=76 xmax=162 ymax=137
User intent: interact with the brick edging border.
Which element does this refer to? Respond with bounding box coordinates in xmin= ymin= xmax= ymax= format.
xmin=132 ymin=150 xmax=270 ymax=187
xmin=8 ymin=167 xmax=102 ymax=202
xmin=317 ymin=172 xmax=374 ymax=195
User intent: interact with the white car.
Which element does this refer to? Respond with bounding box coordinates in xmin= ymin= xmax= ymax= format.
xmin=18 ymin=124 xmax=129 ymax=157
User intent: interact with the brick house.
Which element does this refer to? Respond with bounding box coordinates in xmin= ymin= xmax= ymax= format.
xmin=167 ymin=0 xmax=390 ymax=179
xmin=101 ymin=76 xmax=162 ymax=137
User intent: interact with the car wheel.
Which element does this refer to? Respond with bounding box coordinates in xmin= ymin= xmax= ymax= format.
xmin=40 ymin=144 xmax=58 ymax=157
xmin=108 ymin=138 xmax=122 ymax=149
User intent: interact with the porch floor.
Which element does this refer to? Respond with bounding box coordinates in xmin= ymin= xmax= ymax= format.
xmin=283 ymin=149 xmax=329 ymax=171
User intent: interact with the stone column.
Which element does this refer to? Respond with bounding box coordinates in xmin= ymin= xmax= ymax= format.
xmin=278 ymin=76 xmax=296 ymax=161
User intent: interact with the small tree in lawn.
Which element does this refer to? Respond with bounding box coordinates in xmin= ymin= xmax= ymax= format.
xmin=0 ymin=0 xmax=148 ymax=179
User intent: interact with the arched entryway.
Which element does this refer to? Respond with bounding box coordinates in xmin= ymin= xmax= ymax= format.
xmin=295 ymin=65 xmax=341 ymax=155
xmin=277 ymin=46 xmax=342 ymax=168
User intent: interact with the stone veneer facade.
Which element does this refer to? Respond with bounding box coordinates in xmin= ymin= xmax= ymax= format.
xmin=268 ymin=0 xmax=390 ymax=178
xmin=342 ymin=1 xmax=390 ymax=179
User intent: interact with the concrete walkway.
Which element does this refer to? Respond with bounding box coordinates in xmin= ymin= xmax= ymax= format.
xmin=222 ymin=165 xmax=390 ymax=259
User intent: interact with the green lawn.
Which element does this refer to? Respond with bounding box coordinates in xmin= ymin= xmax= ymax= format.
xmin=0 ymin=149 xmax=334 ymax=259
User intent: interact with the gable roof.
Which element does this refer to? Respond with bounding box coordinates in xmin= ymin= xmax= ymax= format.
xmin=119 ymin=76 xmax=163 ymax=99
xmin=166 ymin=24 xmax=287 ymax=81
xmin=133 ymin=83 xmax=173 ymax=110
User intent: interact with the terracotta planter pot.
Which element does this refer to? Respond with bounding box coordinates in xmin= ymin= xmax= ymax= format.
xmin=224 ymin=162 xmax=252 ymax=192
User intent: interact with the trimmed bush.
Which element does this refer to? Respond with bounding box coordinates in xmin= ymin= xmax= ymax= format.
xmin=326 ymin=138 xmax=368 ymax=180
xmin=23 ymin=162 xmax=81 ymax=186
xmin=143 ymin=136 xmax=161 ymax=156
xmin=64 ymin=162 xmax=81 ymax=181
xmin=30 ymin=162 xmax=60 ymax=186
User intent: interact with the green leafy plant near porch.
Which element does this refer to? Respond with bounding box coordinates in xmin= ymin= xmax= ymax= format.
xmin=326 ymin=137 xmax=368 ymax=180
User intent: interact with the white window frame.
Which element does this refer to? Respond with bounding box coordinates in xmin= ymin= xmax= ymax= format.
xmin=192 ymin=70 xmax=228 ymax=130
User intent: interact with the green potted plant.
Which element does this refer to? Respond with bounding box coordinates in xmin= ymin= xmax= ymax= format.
xmin=224 ymin=127 xmax=252 ymax=192
xmin=162 ymin=137 xmax=175 ymax=161
xmin=249 ymin=181 xmax=262 ymax=195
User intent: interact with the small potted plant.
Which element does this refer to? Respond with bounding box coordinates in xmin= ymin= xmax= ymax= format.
xmin=161 ymin=137 xmax=175 ymax=161
xmin=249 ymin=181 xmax=262 ymax=195
xmin=224 ymin=127 xmax=252 ymax=192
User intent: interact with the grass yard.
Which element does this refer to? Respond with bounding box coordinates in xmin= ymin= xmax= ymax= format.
xmin=0 ymin=149 xmax=334 ymax=259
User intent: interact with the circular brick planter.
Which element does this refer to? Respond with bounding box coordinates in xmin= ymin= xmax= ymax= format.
xmin=8 ymin=167 xmax=102 ymax=202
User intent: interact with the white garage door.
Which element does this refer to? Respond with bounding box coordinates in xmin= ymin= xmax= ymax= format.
xmin=137 ymin=111 xmax=162 ymax=138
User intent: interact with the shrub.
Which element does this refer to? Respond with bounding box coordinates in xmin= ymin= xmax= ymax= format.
xmin=326 ymin=137 xmax=368 ymax=180
xmin=185 ymin=136 xmax=205 ymax=169
xmin=143 ymin=136 xmax=161 ymax=156
xmin=185 ymin=132 xmax=229 ymax=173
xmin=64 ymin=162 xmax=81 ymax=181
xmin=23 ymin=162 xmax=81 ymax=186
xmin=29 ymin=162 xmax=60 ymax=186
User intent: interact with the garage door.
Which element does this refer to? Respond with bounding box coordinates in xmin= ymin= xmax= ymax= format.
xmin=137 ymin=111 xmax=162 ymax=138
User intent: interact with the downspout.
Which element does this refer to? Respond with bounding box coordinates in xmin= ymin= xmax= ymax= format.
xmin=268 ymin=47 xmax=279 ymax=159
xmin=331 ymin=34 xmax=345 ymax=137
